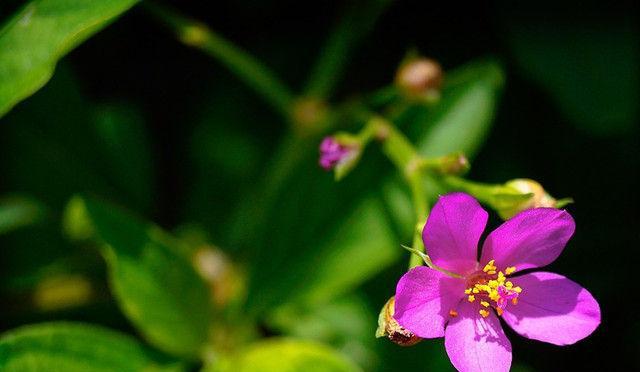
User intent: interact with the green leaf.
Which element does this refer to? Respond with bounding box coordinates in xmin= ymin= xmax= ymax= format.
xmin=76 ymin=196 xmax=213 ymax=359
xmin=0 ymin=0 xmax=139 ymax=118
xmin=246 ymin=191 xmax=400 ymax=314
xmin=0 ymin=195 xmax=44 ymax=235
xmin=282 ymin=197 xmax=398 ymax=307
xmin=0 ymin=322 xmax=183 ymax=371
xmin=215 ymin=339 xmax=361 ymax=372
xmin=417 ymin=60 xmax=505 ymax=158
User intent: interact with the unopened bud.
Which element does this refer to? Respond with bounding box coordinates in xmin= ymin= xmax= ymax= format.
xmin=395 ymin=58 xmax=443 ymax=97
xmin=439 ymin=153 xmax=470 ymax=175
xmin=495 ymin=179 xmax=571 ymax=220
xmin=319 ymin=135 xmax=361 ymax=180
xmin=376 ymin=297 xmax=422 ymax=346
xmin=292 ymin=97 xmax=329 ymax=136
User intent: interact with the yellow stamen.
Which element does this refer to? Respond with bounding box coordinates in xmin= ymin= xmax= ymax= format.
xmin=505 ymin=281 xmax=513 ymax=289
xmin=489 ymin=291 xmax=499 ymax=301
xmin=462 ymin=258 xmax=524 ymax=316
xmin=482 ymin=260 xmax=496 ymax=273
xmin=449 ymin=309 xmax=458 ymax=317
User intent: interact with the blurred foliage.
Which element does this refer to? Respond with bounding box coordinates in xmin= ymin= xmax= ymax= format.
xmin=502 ymin=4 xmax=639 ymax=136
xmin=0 ymin=0 xmax=140 ymax=117
xmin=70 ymin=196 xmax=213 ymax=359
xmin=0 ymin=322 xmax=183 ymax=371
xmin=211 ymin=339 xmax=361 ymax=372
xmin=0 ymin=0 xmax=637 ymax=371
xmin=0 ymin=195 xmax=45 ymax=235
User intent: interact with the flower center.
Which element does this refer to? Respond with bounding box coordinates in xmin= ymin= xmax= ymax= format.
xmin=459 ymin=260 xmax=522 ymax=318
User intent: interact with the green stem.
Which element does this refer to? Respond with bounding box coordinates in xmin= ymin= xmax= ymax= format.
xmin=439 ymin=176 xmax=500 ymax=205
xmin=359 ymin=115 xmax=432 ymax=269
xmin=143 ymin=2 xmax=295 ymax=118
xmin=407 ymin=172 xmax=429 ymax=268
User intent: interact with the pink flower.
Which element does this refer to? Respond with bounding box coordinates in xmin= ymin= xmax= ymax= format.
xmin=394 ymin=193 xmax=600 ymax=372
xmin=318 ymin=136 xmax=357 ymax=171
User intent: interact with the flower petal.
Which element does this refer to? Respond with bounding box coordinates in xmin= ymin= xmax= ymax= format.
xmin=394 ymin=266 xmax=466 ymax=338
xmin=445 ymin=300 xmax=512 ymax=372
xmin=423 ymin=193 xmax=488 ymax=274
xmin=480 ymin=208 xmax=575 ymax=271
xmin=502 ymin=272 xmax=600 ymax=345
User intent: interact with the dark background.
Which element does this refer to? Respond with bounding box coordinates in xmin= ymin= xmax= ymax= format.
xmin=1 ymin=0 xmax=638 ymax=370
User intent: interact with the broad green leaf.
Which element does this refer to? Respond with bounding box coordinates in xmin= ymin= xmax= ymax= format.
xmin=215 ymin=339 xmax=361 ymax=372
xmin=76 ymin=196 xmax=213 ymax=359
xmin=0 ymin=0 xmax=139 ymax=118
xmin=245 ymin=183 xmax=400 ymax=314
xmin=0 ymin=322 xmax=182 ymax=371
xmin=0 ymin=195 xmax=44 ymax=235
xmin=275 ymin=197 xmax=398 ymax=308
xmin=417 ymin=60 xmax=505 ymax=158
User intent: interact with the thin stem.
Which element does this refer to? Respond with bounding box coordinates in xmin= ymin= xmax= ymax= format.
xmin=143 ymin=2 xmax=295 ymax=118
xmin=359 ymin=115 xmax=433 ymax=269
xmin=407 ymin=172 xmax=429 ymax=269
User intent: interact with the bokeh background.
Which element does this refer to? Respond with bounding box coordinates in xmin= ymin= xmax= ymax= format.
xmin=1 ymin=0 xmax=638 ymax=370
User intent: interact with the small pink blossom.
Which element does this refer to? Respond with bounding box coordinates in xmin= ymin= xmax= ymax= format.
xmin=318 ymin=136 xmax=357 ymax=171
xmin=394 ymin=193 xmax=600 ymax=372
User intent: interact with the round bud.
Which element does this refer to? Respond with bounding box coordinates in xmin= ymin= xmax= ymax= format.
xmin=395 ymin=58 xmax=443 ymax=96
xmin=292 ymin=97 xmax=328 ymax=136
xmin=496 ymin=179 xmax=559 ymax=219
xmin=506 ymin=179 xmax=556 ymax=209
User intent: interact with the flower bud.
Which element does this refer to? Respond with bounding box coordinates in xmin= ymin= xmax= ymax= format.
xmin=438 ymin=153 xmax=470 ymax=175
xmin=395 ymin=58 xmax=443 ymax=97
xmin=292 ymin=97 xmax=329 ymax=136
xmin=319 ymin=136 xmax=361 ymax=180
xmin=495 ymin=179 xmax=571 ymax=219
xmin=376 ymin=297 xmax=422 ymax=346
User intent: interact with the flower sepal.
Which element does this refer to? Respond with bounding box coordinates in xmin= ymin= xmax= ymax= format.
xmin=376 ymin=297 xmax=422 ymax=346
